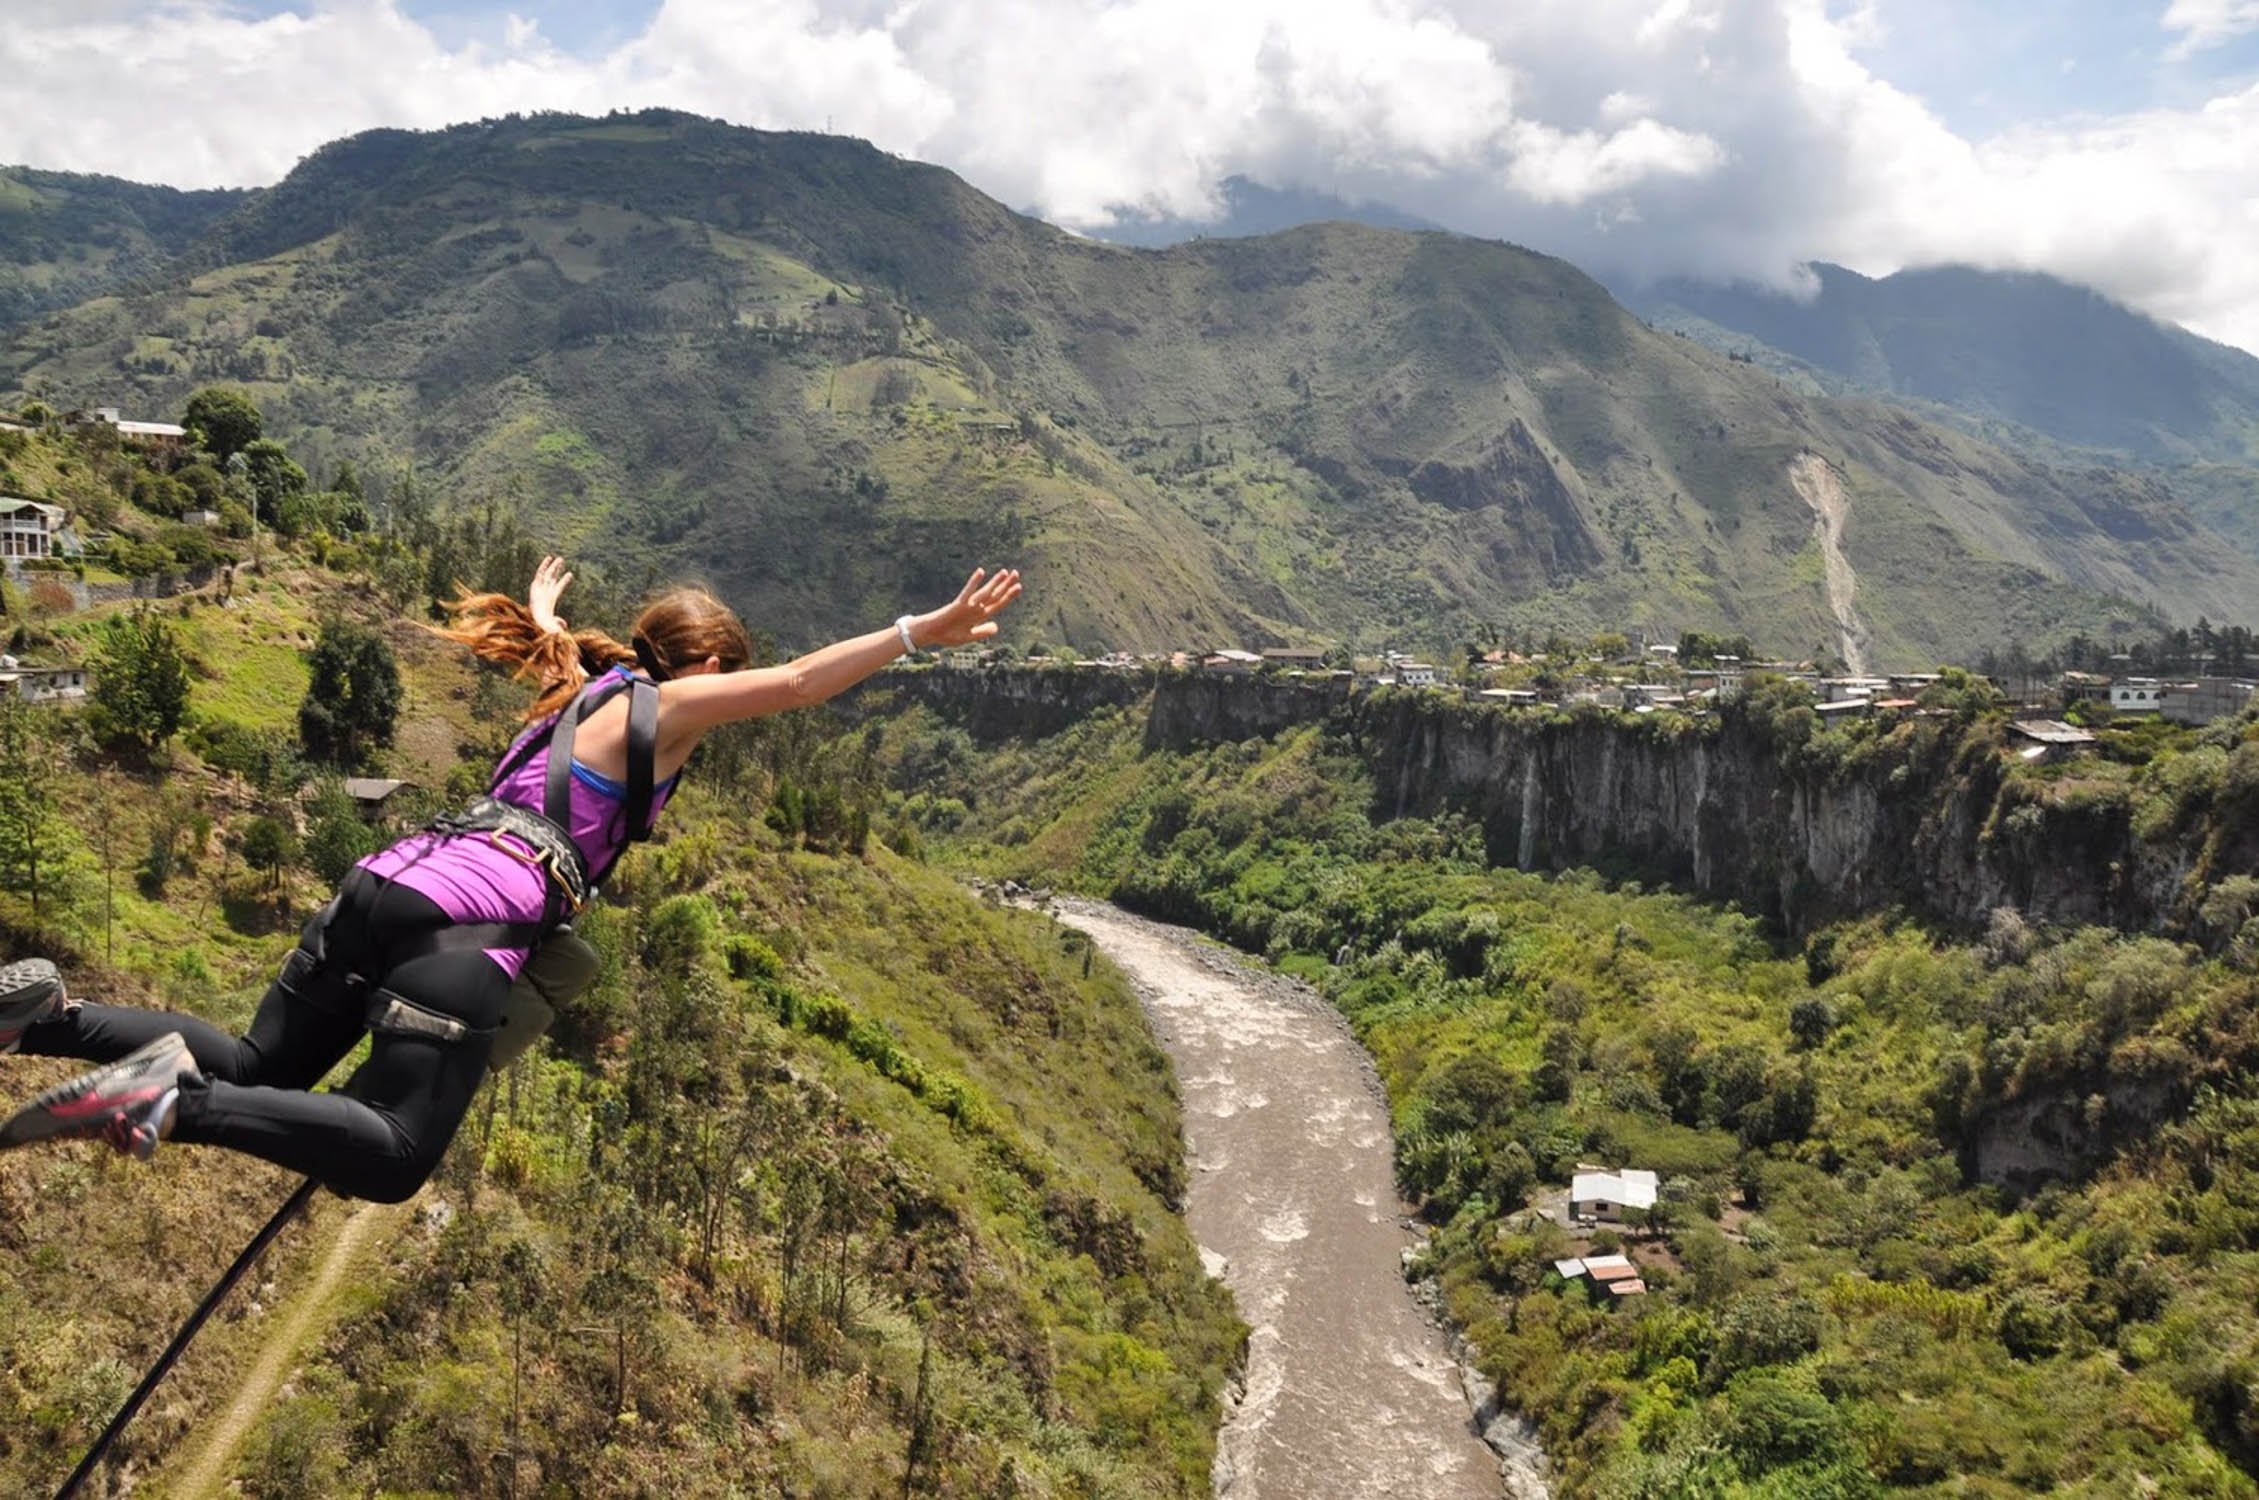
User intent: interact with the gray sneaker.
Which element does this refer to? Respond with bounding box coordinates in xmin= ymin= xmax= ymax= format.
xmin=0 ymin=1031 xmax=195 ymax=1156
xmin=0 ymin=959 xmax=66 ymax=1055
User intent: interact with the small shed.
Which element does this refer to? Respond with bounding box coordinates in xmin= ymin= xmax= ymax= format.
xmin=343 ymin=778 xmax=413 ymax=821
xmin=2010 ymin=720 xmax=2097 ymax=765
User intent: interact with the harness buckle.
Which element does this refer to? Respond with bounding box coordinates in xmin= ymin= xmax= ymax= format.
xmin=481 ymin=829 xmax=589 ymax=912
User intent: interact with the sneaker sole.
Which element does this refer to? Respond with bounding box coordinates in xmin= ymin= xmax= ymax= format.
xmin=0 ymin=1033 xmax=188 ymax=1150
xmin=0 ymin=959 xmax=62 ymax=1055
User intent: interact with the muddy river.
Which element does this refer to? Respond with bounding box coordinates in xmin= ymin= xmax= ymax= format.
xmin=1051 ymin=900 xmax=1549 ymax=1500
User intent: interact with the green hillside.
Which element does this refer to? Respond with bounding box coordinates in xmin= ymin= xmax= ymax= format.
xmin=0 ymin=166 xmax=245 ymax=328
xmin=5 ymin=112 xmax=2257 ymax=667
xmin=0 ymin=420 xmax=1239 ymax=1498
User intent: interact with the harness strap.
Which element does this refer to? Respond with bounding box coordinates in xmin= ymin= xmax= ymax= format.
xmin=624 ymin=675 xmax=658 ymax=846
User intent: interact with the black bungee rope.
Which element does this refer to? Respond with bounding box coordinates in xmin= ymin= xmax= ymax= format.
xmin=53 ymin=1176 xmax=319 ymax=1500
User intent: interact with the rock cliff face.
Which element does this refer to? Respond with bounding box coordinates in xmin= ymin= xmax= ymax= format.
xmin=1351 ymin=693 xmax=2216 ymax=938
xmin=861 ymin=664 xmax=1153 ymax=741
xmin=1144 ymin=671 xmax=1354 ymax=750
xmin=892 ymin=669 xmax=2243 ymax=940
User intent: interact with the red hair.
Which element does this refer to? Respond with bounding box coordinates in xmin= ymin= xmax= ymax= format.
xmin=439 ymin=586 xmax=753 ymax=720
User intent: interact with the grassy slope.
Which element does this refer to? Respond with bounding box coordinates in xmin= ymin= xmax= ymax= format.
xmin=3 ymin=113 xmax=2253 ymax=665
xmin=0 ymin=554 xmax=1239 ymax=1498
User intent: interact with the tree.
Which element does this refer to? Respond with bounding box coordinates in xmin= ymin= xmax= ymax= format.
xmin=303 ymin=779 xmax=380 ymax=885
xmin=0 ymin=695 xmax=71 ymax=919
xmin=298 ymin=619 xmax=401 ymax=769
xmin=241 ymin=439 xmax=309 ymax=527
xmin=182 ymin=387 xmax=263 ymax=464
xmin=240 ymin=814 xmax=298 ymax=890
xmin=1788 ymin=997 xmax=1836 ymax=1050
xmin=89 ymin=606 xmax=192 ymax=751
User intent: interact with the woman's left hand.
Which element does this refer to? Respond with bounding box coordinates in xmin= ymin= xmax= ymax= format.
xmin=914 ymin=567 xmax=1023 ymax=648
xmin=529 ymin=555 xmax=575 ymax=634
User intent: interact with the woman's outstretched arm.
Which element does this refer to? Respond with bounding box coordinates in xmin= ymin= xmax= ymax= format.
xmin=658 ymin=567 xmax=1022 ymax=742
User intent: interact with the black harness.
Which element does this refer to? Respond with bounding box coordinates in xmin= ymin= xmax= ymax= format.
xmin=415 ymin=668 xmax=662 ymax=957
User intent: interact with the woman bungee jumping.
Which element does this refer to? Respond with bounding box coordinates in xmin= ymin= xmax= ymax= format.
xmin=0 ymin=557 xmax=1021 ymax=1200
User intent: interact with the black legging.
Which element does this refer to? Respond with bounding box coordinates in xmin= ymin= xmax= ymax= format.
xmin=19 ymin=871 xmax=507 ymax=1202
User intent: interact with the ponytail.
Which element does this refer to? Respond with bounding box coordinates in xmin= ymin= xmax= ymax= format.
xmin=436 ymin=590 xmax=637 ymax=721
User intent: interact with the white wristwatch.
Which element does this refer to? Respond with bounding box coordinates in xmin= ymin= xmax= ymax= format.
xmin=895 ymin=615 xmax=922 ymax=656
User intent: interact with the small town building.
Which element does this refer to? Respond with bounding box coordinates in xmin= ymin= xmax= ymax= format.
xmin=0 ymin=497 xmax=67 ymax=559
xmin=1201 ymin=649 xmax=1263 ymax=674
xmin=1260 ymin=646 xmax=1328 ymax=670
xmin=1556 ymin=1254 xmax=1647 ymax=1296
xmin=2010 ymin=720 xmax=2097 ymax=764
xmin=2161 ymin=678 xmax=2256 ymax=727
xmin=1570 ymin=1168 xmax=1659 ymax=1222
xmin=79 ymin=408 xmax=188 ymax=448
xmin=1390 ymin=661 xmax=1441 ymax=687
xmin=182 ymin=508 xmax=223 ymax=528
xmin=2111 ymin=678 xmax=2167 ymax=713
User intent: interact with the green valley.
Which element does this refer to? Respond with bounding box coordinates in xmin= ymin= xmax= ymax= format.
xmin=839 ymin=665 xmax=2259 ymax=1497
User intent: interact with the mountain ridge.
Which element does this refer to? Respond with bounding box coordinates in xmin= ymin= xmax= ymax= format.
xmin=1619 ymin=261 xmax=2259 ymax=556
xmin=3 ymin=111 xmax=2254 ymax=665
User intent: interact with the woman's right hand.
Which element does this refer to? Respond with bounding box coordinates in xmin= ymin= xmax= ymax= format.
xmin=914 ymin=567 xmax=1023 ymax=648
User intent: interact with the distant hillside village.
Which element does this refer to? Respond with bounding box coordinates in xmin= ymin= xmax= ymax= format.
xmin=0 ymin=394 xmax=342 ymax=711
xmin=931 ymin=635 xmax=2258 ymax=732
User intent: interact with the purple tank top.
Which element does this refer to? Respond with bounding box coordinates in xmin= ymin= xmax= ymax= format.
xmin=359 ymin=668 xmax=677 ymax=975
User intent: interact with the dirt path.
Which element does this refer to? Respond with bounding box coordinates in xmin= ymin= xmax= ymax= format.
xmin=1054 ymin=900 xmax=1543 ymax=1499
xmin=1789 ymin=451 xmax=1874 ymax=675
xmin=163 ymin=1196 xmax=409 ymax=1499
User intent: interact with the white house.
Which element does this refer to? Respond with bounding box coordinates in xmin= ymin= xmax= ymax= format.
xmin=0 ymin=498 xmax=66 ymax=559
xmin=0 ymin=664 xmax=88 ymax=703
xmin=1391 ymin=661 xmax=1441 ymax=687
xmin=2111 ymin=679 xmax=2167 ymax=713
xmin=84 ymin=408 xmax=188 ymax=448
xmin=1570 ymin=1168 xmax=1659 ymax=1222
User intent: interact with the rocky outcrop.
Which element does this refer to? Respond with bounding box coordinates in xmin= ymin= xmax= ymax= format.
xmin=1144 ymin=670 xmax=1351 ymax=750
xmin=859 ymin=662 xmax=1153 ymax=741
xmin=888 ymin=667 xmax=2246 ymax=941
xmin=1969 ymin=1075 xmax=2190 ymax=1191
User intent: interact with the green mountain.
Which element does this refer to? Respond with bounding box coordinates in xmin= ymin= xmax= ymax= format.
xmin=0 ymin=166 xmax=247 ymax=328
xmin=5 ymin=111 xmax=2256 ymax=667
xmin=1621 ymin=263 xmax=2259 ymax=554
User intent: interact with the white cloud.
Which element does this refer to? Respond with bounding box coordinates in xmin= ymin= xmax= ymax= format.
xmin=2162 ymin=0 xmax=2259 ymax=60
xmin=0 ymin=0 xmax=2257 ymax=355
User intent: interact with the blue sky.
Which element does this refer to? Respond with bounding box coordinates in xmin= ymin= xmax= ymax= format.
xmin=1851 ymin=0 xmax=2258 ymax=133
xmin=7 ymin=1 xmax=2259 ymax=352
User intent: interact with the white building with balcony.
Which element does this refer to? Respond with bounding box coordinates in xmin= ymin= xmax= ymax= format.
xmin=0 ymin=498 xmax=66 ymax=560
